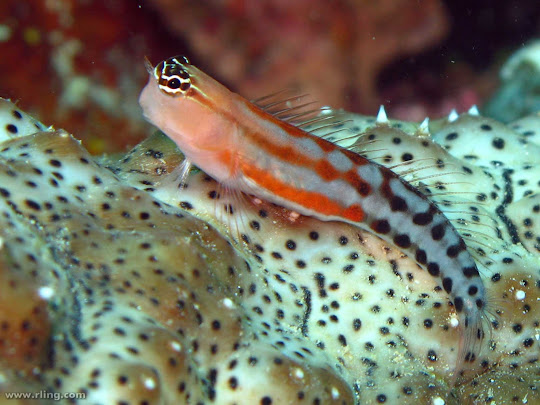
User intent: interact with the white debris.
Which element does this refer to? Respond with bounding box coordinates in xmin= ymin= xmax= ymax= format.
xmin=38 ymin=286 xmax=55 ymax=300
xmin=432 ymin=397 xmax=445 ymax=405
xmin=143 ymin=377 xmax=156 ymax=390
xmin=170 ymin=341 xmax=182 ymax=352
xmin=222 ymin=298 xmax=235 ymax=309
xmin=293 ymin=368 xmax=304 ymax=379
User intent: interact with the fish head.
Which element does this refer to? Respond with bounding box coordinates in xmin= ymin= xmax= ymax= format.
xmin=139 ymin=56 xmax=239 ymax=182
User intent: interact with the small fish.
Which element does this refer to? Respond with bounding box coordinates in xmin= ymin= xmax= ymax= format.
xmin=139 ymin=55 xmax=490 ymax=378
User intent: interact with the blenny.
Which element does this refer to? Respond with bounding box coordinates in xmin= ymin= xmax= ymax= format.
xmin=138 ymin=55 xmax=490 ymax=378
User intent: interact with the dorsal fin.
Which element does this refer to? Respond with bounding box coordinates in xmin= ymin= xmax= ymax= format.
xmin=252 ymin=90 xmax=355 ymax=140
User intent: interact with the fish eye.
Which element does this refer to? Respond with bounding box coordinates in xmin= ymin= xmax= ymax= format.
xmin=167 ymin=78 xmax=181 ymax=89
xmin=155 ymin=57 xmax=192 ymax=96
xmin=158 ymin=74 xmax=191 ymax=95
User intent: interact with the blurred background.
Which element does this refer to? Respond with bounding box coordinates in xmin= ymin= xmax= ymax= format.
xmin=0 ymin=0 xmax=539 ymax=154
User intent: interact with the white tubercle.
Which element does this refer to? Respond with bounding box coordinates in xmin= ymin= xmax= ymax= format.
xmin=418 ymin=117 xmax=430 ymax=135
xmin=448 ymin=109 xmax=459 ymax=122
xmin=376 ymin=105 xmax=388 ymax=123
xmin=468 ymin=105 xmax=480 ymax=116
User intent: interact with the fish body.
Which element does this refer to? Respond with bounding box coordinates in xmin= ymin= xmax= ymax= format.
xmin=139 ymin=56 xmax=489 ymax=375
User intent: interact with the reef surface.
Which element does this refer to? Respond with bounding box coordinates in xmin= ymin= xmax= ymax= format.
xmin=0 ymin=97 xmax=538 ymax=404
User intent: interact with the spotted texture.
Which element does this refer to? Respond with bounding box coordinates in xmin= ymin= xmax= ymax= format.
xmin=0 ymin=98 xmax=539 ymax=404
xmin=0 ymin=98 xmax=50 ymax=143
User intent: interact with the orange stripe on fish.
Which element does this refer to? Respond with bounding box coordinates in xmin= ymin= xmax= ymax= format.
xmin=241 ymin=164 xmax=349 ymax=218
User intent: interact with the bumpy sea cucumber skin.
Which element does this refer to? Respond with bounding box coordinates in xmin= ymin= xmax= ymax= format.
xmin=0 ymin=99 xmax=50 ymax=143
xmin=0 ymin=98 xmax=538 ymax=404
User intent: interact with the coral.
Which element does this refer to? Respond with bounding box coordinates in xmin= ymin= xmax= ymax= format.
xmin=0 ymin=95 xmax=538 ymax=404
xmin=0 ymin=0 xmax=181 ymax=153
xmin=483 ymin=40 xmax=540 ymax=123
xmin=143 ymin=0 xmax=449 ymax=111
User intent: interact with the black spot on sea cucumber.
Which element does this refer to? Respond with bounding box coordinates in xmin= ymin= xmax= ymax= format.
xmin=179 ymin=201 xmax=193 ymax=210
xmin=250 ymin=220 xmax=260 ymax=231
xmin=523 ymin=338 xmax=534 ymax=347
xmin=338 ymin=334 xmax=347 ymax=346
xmin=25 ymin=200 xmax=41 ymax=210
xmin=492 ymin=138 xmax=505 ymax=149
xmin=261 ymin=396 xmax=272 ymax=405
xmin=343 ymin=264 xmax=354 ymax=273
xmin=401 ymin=153 xmax=413 ymax=161
xmin=427 ymin=349 xmax=437 ymax=361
